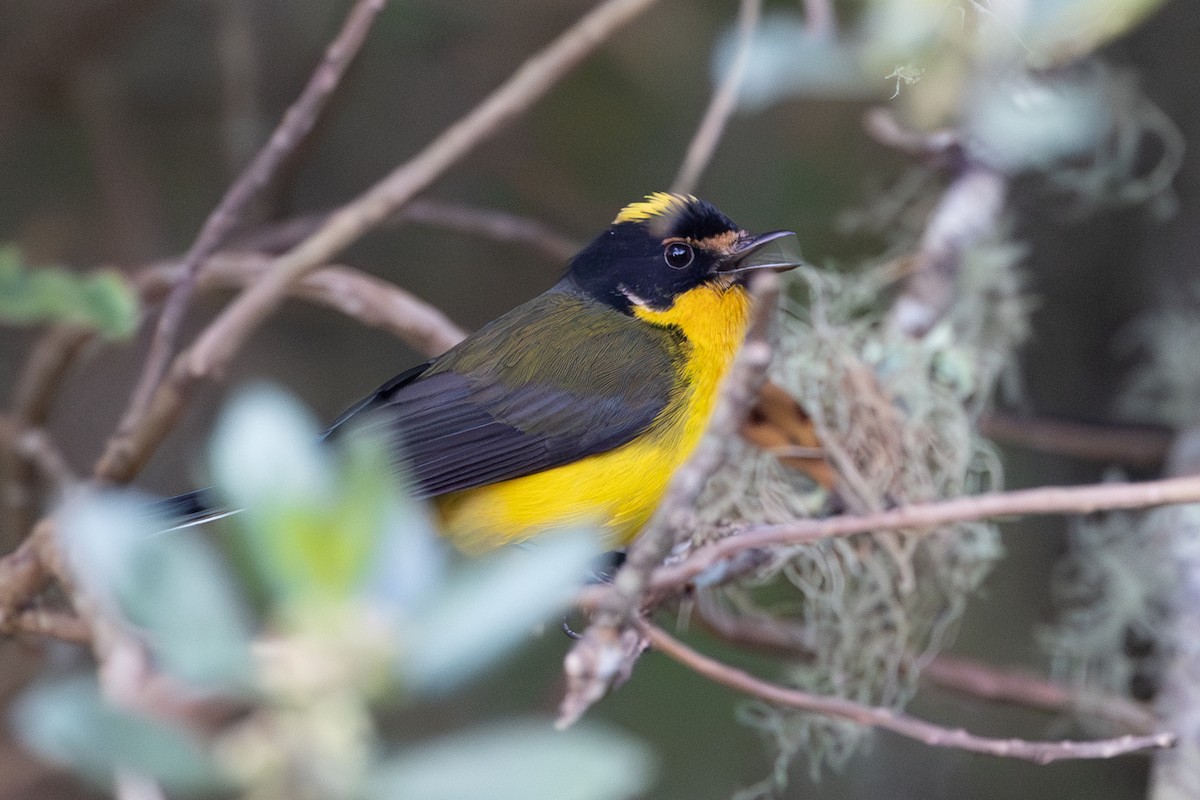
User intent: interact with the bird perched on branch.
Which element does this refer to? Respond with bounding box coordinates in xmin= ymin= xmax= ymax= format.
xmin=174 ymin=193 xmax=814 ymax=551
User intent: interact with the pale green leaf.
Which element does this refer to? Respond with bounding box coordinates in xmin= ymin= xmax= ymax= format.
xmin=0 ymin=246 xmax=138 ymax=339
xmin=11 ymin=677 xmax=227 ymax=794
xmin=59 ymin=490 xmax=254 ymax=688
xmin=402 ymin=529 xmax=600 ymax=695
xmin=369 ymin=720 xmax=654 ymax=800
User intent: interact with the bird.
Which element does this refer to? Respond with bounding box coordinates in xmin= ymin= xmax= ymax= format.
xmin=171 ymin=193 xmax=806 ymax=553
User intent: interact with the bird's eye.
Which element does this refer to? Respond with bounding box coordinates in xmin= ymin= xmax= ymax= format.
xmin=664 ymin=242 xmax=694 ymax=269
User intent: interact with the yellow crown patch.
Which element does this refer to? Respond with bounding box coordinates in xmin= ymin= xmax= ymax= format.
xmin=613 ymin=192 xmax=697 ymax=224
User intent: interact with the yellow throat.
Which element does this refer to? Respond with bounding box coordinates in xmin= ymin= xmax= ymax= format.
xmin=434 ymin=282 xmax=754 ymax=553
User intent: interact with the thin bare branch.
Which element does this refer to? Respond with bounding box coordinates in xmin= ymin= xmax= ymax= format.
xmin=802 ymin=0 xmax=837 ymax=38
xmin=0 ymin=607 xmax=91 ymax=644
xmin=889 ymin=164 xmax=1008 ymax=336
xmin=229 ymin=199 xmax=581 ymax=262
xmin=923 ymin=654 xmax=1160 ymax=735
xmin=0 ymin=520 xmax=55 ymax=629
xmin=559 ymin=272 xmax=780 ymax=728
xmin=863 ymin=107 xmax=960 ymax=159
xmin=139 ymin=255 xmax=467 ymax=358
xmin=671 ymin=0 xmax=762 ymax=194
xmin=640 ymin=620 xmax=1175 ymax=763
xmin=650 ymin=472 xmax=1200 ymax=594
xmin=398 ymin=199 xmax=580 ymax=262
xmin=94 ymin=0 xmax=662 ymax=484
xmin=980 ymin=411 xmax=1171 ymax=468
xmin=121 ymin=0 xmax=388 ymax=427
xmin=2 ymin=326 xmax=93 ymax=544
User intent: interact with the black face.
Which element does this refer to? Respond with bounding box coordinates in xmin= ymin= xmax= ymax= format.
xmin=565 ymin=196 xmax=742 ymax=313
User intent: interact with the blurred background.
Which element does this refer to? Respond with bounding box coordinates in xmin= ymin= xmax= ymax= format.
xmin=2 ymin=0 xmax=1198 ymax=797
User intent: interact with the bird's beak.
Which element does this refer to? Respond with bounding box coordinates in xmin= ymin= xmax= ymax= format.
xmin=717 ymin=230 xmax=806 ymax=275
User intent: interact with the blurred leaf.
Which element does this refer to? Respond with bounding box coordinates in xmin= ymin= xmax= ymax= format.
xmin=211 ymin=386 xmax=446 ymax=608
xmin=59 ymin=490 xmax=254 ymax=688
xmin=401 ymin=529 xmax=600 ymax=695
xmin=210 ymin=385 xmax=348 ymax=601
xmin=11 ymin=676 xmax=228 ymax=794
xmin=0 ymin=246 xmax=138 ymax=339
xmin=1024 ymin=0 xmax=1169 ymax=65
xmin=209 ymin=384 xmax=332 ymax=514
xmin=369 ymin=719 xmax=654 ymax=800
xmin=719 ymin=12 xmax=875 ymax=111
xmin=964 ymin=70 xmax=1109 ymax=173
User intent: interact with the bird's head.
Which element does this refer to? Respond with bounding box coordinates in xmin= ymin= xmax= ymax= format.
xmin=565 ymin=192 xmax=803 ymax=313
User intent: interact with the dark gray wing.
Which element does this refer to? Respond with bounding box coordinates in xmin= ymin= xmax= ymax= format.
xmin=323 ymin=287 xmax=684 ymax=497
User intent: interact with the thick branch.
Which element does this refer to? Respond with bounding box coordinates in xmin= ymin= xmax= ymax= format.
xmin=640 ymin=621 xmax=1175 ymax=764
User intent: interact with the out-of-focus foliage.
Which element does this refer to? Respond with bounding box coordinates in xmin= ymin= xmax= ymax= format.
xmin=0 ymin=246 xmax=139 ymax=339
xmin=11 ymin=386 xmax=653 ymax=800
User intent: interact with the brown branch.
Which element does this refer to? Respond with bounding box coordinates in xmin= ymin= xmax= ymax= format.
xmin=229 ymin=199 xmax=581 ymax=263
xmin=397 ymin=199 xmax=580 ymax=263
xmin=94 ymin=0 xmax=661 ymax=485
xmin=120 ymin=0 xmax=388 ymax=427
xmin=802 ymin=0 xmax=837 ymax=38
xmin=639 ymin=620 xmax=1175 ymax=763
xmin=979 ymin=411 xmax=1172 ymax=468
xmin=138 ymin=255 xmax=467 ymax=358
xmin=0 ymin=520 xmax=56 ymax=632
xmin=0 ymin=607 xmax=91 ymax=644
xmin=649 ymin=473 xmax=1200 ymax=595
xmin=863 ymin=107 xmax=960 ymax=159
xmin=2 ymin=325 xmax=94 ymax=544
xmin=923 ymin=654 xmax=1160 ymax=735
xmin=670 ymin=0 xmax=762 ymax=194
xmin=2 ymin=423 xmax=77 ymax=492
xmin=558 ymin=272 xmax=781 ymax=728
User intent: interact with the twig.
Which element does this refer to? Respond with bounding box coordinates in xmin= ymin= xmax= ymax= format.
xmin=639 ymin=620 xmax=1176 ymax=763
xmin=138 ymin=255 xmax=467 ymax=357
xmin=889 ymin=164 xmax=1008 ymax=336
xmin=670 ymin=0 xmax=762 ymax=194
xmin=558 ymin=272 xmax=780 ymax=728
xmin=229 ymin=199 xmax=581 ymax=262
xmin=0 ymin=520 xmax=56 ymax=632
xmin=7 ymin=425 xmax=77 ymax=491
xmin=979 ymin=411 xmax=1171 ymax=468
xmin=923 ymin=654 xmax=1160 ymax=735
xmin=802 ymin=0 xmax=837 ymax=38
xmin=398 ymin=199 xmax=580 ymax=262
xmin=649 ymin=472 xmax=1200 ymax=594
xmin=120 ymin=0 xmax=388 ymax=427
xmin=2 ymin=325 xmax=93 ymax=544
xmin=863 ymin=107 xmax=959 ymax=160
xmin=94 ymin=0 xmax=661 ymax=484
xmin=0 ymin=607 xmax=91 ymax=644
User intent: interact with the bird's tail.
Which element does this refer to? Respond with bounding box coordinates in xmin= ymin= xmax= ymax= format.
xmin=147 ymin=488 xmax=240 ymax=532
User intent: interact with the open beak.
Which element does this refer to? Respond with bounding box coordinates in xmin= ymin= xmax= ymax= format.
xmin=717 ymin=230 xmax=806 ymax=275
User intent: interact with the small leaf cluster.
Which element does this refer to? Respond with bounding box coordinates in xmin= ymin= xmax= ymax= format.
xmin=0 ymin=246 xmax=139 ymax=340
xmin=12 ymin=386 xmax=654 ymax=800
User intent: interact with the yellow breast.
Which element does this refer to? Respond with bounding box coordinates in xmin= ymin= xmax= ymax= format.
xmin=434 ymin=283 xmax=753 ymax=553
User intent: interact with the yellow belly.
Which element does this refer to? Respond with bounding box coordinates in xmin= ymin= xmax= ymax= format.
xmin=434 ymin=283 xmax=752 ymax=553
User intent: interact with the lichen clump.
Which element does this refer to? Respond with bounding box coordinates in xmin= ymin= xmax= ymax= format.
xmin=696 ymin=243 xmax=1027 ymax=782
